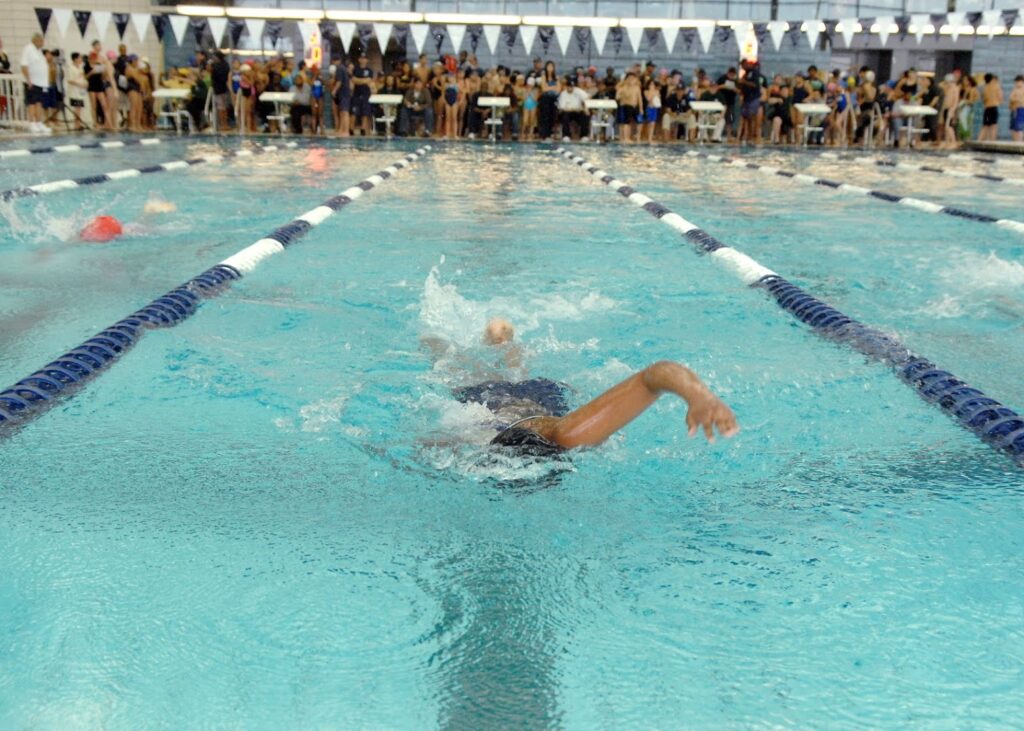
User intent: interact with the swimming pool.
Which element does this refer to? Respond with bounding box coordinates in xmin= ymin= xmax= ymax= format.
xmin=1 ymin=136 xmax=1022 ymax=728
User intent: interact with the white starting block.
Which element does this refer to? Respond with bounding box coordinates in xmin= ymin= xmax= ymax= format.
xmin=153 ymin=87 xmax=192 ymax=134
xmin=478 ymin=96 xmax=510 ymax=141
xmin=691 ymin=100 xmax=725 ymax=143
xmin=370 ymin=94 xmax=403 ymax=137
xmin=585 ymin=99 xmax=617 ymax=142
xmin=795 ymin=103 xmax=831 ymax=146
xmin=897 ymin=104 xmax=938 ymax=148
xmin=259 ymin=91 xmax=295 ymax=134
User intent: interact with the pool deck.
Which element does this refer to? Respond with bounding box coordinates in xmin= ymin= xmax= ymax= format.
xmin=965 ymin=140 xmax=1024 ymax=155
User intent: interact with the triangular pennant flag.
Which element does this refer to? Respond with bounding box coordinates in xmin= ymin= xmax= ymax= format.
xmin=35 ymin=8 xmax=52 ymax=35
xmin=767 ymin=20 xmax=787 ymax=51
xmin=537 ymin=26 xmax=553 ymax=54
xmin=804 ymin=21 xmax=822 ymax=50
xmin=483 ymin=24 xmax=501 ymax=54
xmin=554 ymin=25 xmax=574 ymax=55
xmin=229 ymin=19 xmax=245 ymax=46
xmin=753 ymin=22 xmax=769 ymax=47
xmin=625 ymin=25 xmax=644 ymax=53
xmin=190 ymin=18 xmax=207 ymax=46
xmin=393 ymin=25 xmax=409 ymax=52
xmin=575 ymin=27 xmax=591 ymax=54
xmin=151 ymin=15 xmax=166 ymax=42
xmin=297 ymin=21 xmax=315 ymax=47
xmin=93 ymin=11 xmax=111 ymax=41
xmin=467 ymin=25 xmax=482 ymax=52
xmin=696 ymin=23 xmax=714 ymax=53
xmin=716 ymin=26 xmax=734 ymax=47
xmin=113 ymin=13 xmax=130 ymax=39
xmin=664 ymin=27 xmax=681 ymax=53
xmin=409 ymin=23 xmax=429 ymax=54
xmin=335 ymin=22 xmax=354 ymax=52
xmin=432 ymin=27 xmax=445 ymax=54
xmin=876 ymin=16 xmax=894 ymax=46
xmin=1006 ymin=9 xmax=1021 ymax=31
xmin=73 ymin=10 xmax=91 ymax=38
xmin=247 ymin=18 xmax=266 ymax=46
xmin=519 ymin=25 xmax=537 ymax=54
xmin=680 ymin=28 xmax=696 ymax=53
xmin=644 ymin=27 xmax=662 ymax=51
xmin=373 ymin=22 xmax=393 ymax=50
xmin=896 ymin=15 xmax=910 ymax=42
xmin=591 ymin=23 xmax=609 ymax=53
xmin=168 ymin=14 xmax=190 ymax=46
xmin=911 ymin=14 xmax=928 ymax=43
xmin=447 ymin=24 xmax=465 ymax=53
xmin=502 ymin=26 xmax=517 ymax=50
xmin=53 ymin=8 xmax=73 ymax=38
xmin=982 ymin=9 xmax=1001 ymax=38
xmin=947 ymin=11 xmax=966 ymax=41
xmin=836 ymin=19 xmax=856 ymax=47
xmin=208 ymin=16 xmax=227 ymax=46
xmin=129 ymin=12 xmax=149 ymax=42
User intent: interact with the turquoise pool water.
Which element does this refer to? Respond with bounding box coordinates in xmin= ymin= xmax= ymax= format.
xmin=1 ymin=137 xmax=1022 ymax=728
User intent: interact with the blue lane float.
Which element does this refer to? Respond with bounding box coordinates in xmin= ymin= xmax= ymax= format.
xmin=0 ymin=142 xmax=299 ymax=201
xmin=0 ymin=146 xmax=431 ymax=433
xmin=0 ymin=137 xmax=163 ymax=160
xmin=817 ymin=151 xmax=1024 ymax=187
xmin=553 ymin=146 xmax=1024 ymax=466
xmin=682 ymin=150 xmax=1024 ymax=236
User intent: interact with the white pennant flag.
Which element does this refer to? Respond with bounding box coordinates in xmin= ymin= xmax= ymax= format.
xmin=168 ymin=15 xmax=190 ymax=46
xmin=625 ymin=25 xmax=645 ymax=54
xmin=373 ymin=23 xmax=393 ymax=49
xmin=591 ymin=24 xmax=609 ymax=53
xmin=409 ymin=24 xmax=430 ymax=54
xmin=519 ymin=25 xmax=537 ymax=54
xmin=447 ymin=24 xmax=466 ymax=53
xmin=297 ymin=21 xmax=317 ymax=49
xmin=208 ymin=17 xmax=228 ymax=46
xmin=876 ymin=16 xmax=894 ymax=46
xmin=92 ymin=11 xmax=112 ymax=41
xmin=335 ymin=22 xmax=355 ymax=52
xmin=804 ymin=21 xmax=822 ymax=50
xmin=982 ymin=9 xmax=1002 ymax=38
xmin=836 ymin=19 xmax=856 ymax=47
xmin=767 ymin=21 xmax=788 ymax=51
xmin=554 ymin=26 xmax=574 ymax=55
xmin=696 ymin=23 xmax=714 ymax=53
xmin=53 ymin=8 xmax=74 ymax=39
xmin=483 ymin=25 xmax=501 ymax=54
xmin=947 ymin=11 xmax=966 ymax=42
xmin=911 ymin=14 xmax=929 ymax=44
xmin=247 ymin=18 xmax=266 ymax=46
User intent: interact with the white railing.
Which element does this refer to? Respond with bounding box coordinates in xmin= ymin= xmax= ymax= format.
xmin=0 ymin=73 xmax=29 ymax=129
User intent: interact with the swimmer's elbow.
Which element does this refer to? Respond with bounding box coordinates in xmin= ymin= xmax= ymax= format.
xmin=641 ymin=360 xmax=696 ymax=393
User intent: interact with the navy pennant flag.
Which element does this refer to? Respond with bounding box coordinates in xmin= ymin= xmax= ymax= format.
xmin=73 ymin=9 xmax=92 ymax=38
xmin=35 ymin=7 xmax=52 ymax=35
xmin=113 ymin=12 xmax=130 ymax=39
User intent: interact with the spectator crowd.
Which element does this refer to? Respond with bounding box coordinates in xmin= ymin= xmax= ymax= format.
xmin=5 ymin=32 xmax=1024 ymax=146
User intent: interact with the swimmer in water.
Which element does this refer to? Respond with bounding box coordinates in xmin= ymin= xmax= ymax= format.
xmin=431 ymin=318 xmax=738 ymax=456
xmin=143 ymin=197 xmax=177 ymax=216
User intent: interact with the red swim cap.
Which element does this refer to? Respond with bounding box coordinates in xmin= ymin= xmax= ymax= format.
xmin=79 ymin=215 xmax=123 ymax=242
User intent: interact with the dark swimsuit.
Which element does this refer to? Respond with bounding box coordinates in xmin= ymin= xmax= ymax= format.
xmin=453 ymin=377 xmax=570 ymax=456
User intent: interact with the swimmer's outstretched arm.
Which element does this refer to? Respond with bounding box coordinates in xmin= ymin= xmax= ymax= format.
xmin=530 ymin=361 xmax=738 ymax=449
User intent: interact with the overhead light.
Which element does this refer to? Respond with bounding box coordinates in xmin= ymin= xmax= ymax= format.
xmin=835 ymin=20 xmax=863 ymax=33
xmin=177 ymin=5 xmax=224 ymax=16
xmin=868 ymin=21 xmax=899 ymax=33
xmin=219 ymin=47 xmax=294 ymax=57
xmin=326 ymin=10 xmax=423 ymax=23
xmin=618 ymin=18 xmax=691 ymax=29
xmin=800 ymin=21 xmax=826 ymax=31
xmin=521 ymin=15 xmax=618 ymax=27
xmin=938 ymin=23 xmax=975 ymax=35
xmin=908 ymin=23 xmax=936 ymax=34
xmin=423 ymin=13 xmax=520 ymax=25
xmin=225 ymin=8 xmax=324 ymax=20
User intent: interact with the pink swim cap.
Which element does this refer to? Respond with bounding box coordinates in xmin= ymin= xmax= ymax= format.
xmin=106 ymin=50 xmax=117 ymax=60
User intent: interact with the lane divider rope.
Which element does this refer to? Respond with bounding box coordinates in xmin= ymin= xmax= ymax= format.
xmin=683 ymin=150 xmax=1024 ymax=236
xmin=0 ymin=137 xmax=162 ymax=160
xmin=0 ymin=146 xmax=431 ymax=433
xmin=553 ymin=146 xmax=1024 ymax=466
xmin=949 ymin=152 xmax=1024 ymax=168
xmin=817 ymin=151 xmax=1024 ymax=187
xmin=0 ymin=142 xmax=299 ymax=202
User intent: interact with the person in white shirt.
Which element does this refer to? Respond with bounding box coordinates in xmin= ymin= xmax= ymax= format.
xmin=65 ymin=52 xmax=88 ymax=130
xmin=20 ymin=33 xmax=50 ymax=133
xmin=557 ymin=78 xmax=589 ymax=141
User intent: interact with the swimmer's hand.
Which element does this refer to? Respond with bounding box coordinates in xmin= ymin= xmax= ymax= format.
xmin=685 ymin=392 xmax=739 ymax=443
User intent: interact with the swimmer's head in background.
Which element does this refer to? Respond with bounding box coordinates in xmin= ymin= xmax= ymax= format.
xmin=483 ymin=318 xmax=514 ymax=346
xmin=143 ymin=198 xmax=177 ymax=215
